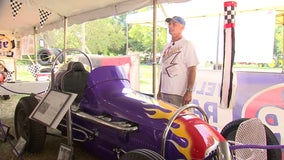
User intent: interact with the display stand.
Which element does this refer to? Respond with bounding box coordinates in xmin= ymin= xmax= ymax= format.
xmin=0 ymin=121 xmax=10 ymax=142
xmin=29 ymin=90 xmax=77 ymax=129
xmin=66 ymin=108 xmax=74 ymax=160
xmin=57 ymin=143 xmax=72 ymax=160
xmin=13 ymin=136 xmax=27 ymax=157
xmin=0 ymin=119 xmax=24 ymax=158
xmin=29 ymin=90 xmax=77 ymax=159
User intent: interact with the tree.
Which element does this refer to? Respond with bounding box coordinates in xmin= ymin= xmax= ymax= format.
xmin=274 ymin=25 xmax=283 ymax=56
xmin=128 ymin=24 xmax=167 ymax=53
xmin=85 ymin=18 xmax=126 ymax=55
xmin=39 ymin=17 xmax=126 ymax=56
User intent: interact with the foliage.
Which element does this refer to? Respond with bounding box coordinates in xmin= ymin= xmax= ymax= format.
xmin=274 ymin=25 xmax=283 ymax=56
xmin=17 ymin=55 xmax=36 ymax=65
xmin=36 ymin=13 xmax=167 ymax=57
xmin=86 ymin=18 xmax=126 ymax=55
xmin=38 ymin=17 xmax=126 ymax=56
xmin=128 ymin=24 xmax=167 ymax=53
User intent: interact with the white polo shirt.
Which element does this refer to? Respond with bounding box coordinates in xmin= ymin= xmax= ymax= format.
xmin=159 ymin=37 xmax=199 ymax=96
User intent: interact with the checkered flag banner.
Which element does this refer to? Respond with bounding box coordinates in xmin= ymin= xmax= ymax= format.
xmin=224 ymin=1 xmax=237 ymax=28
xmin=39 ymin=9 xmax=51 ymax=27
xmin=28 ymin=63 xmax=41 ymax=78
xmin=10 ymin=0 xmax=22 ymax=19
xmin=220 ymin=1 xmax=237 ymax=108
xmin=5 ymin=71 xmax=14 ymax=82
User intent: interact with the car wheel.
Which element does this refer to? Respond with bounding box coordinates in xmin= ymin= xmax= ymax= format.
xmin=221 ymin=118 xmax=282 ymax=160
xmin=14 ymin=96 xmax=46 ymax=153
xmin=37 ymin=48 xmax=63 ymax=66
xmin=120 ymin=149 xmax=165 ymax=160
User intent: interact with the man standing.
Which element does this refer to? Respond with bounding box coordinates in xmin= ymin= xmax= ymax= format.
xmin=157 ymin=16 xmax=199 ymax=107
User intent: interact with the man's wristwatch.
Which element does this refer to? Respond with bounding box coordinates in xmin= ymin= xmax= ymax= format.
xmin=186 ymin=88 xmax=193 ymax=92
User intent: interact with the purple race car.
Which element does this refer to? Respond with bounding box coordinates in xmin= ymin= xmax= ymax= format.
xmin=14 ymin=50 xmax=281 ymax=160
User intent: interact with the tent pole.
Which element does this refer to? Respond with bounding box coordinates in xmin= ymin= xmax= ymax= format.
xmin=126 ymin=22 xmax=129 ymax=55
xmin=64 ymin=17 xmax=68 ymax=52
xmin=215 ymin=13 xmax=221 ymax=70
xmin=81 ymin=23 xmax=86 ymax=52
xmin=34 ymin=27 xmax=37 ymax=64
xmin=152 ymin=0 xmax=157 ymax=97
xmin=282 ymin=15 xmax=284 ymax=73
xmin=63 ymin=16 xmax=74 ymax=160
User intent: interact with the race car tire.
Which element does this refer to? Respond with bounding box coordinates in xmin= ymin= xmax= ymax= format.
xmin=37 ymin=48 xmax=63 ymax=66
xmin=120 ymin=149 xmax=165 ymax=160
xmin=14 ymin=96 xmax=46 ymax=153
xmin=221 ymin=118 xmax=282 ymax=160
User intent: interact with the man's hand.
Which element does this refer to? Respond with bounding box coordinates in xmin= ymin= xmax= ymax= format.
xmin=157 ymin=92 xmax=162 ymax=99
xmin=182 ymin=91 xmax=192 ymax=106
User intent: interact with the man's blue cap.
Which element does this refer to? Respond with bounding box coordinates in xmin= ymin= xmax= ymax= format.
xmin=165 ymin=16 xmax=185 ymax=26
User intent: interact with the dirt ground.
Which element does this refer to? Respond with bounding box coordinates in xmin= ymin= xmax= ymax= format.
xmin=0 ymin=95 xmax=100 ymax=160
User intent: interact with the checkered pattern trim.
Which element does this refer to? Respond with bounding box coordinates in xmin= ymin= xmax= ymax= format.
xmin=220 ymin=1 xmax=237 ymax=108
xmin=5 ymin=71 xmax=14 ymax=81
xmin=224 ymin=1 xmax=237 ymax=28
xmin=28 ymin=64 xmax=41 ymax=78
xmin=10 ymin=0 xmax=22 ymax=18
xmin=39 ymin=9 xmax=51 ymax=27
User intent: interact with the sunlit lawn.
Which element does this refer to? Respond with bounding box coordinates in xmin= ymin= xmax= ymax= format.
xmin=233 ymin=64 xmax=282 ymax=72
xmin=15 ymin=63 xmax=282 ymax=95
xmin=16 ymin=70 xmax=36 ymax=81
xmin=15 ymin=64 xmax=158 ymax=94
xmin=139 ymin=64 xmax=158 ymax=94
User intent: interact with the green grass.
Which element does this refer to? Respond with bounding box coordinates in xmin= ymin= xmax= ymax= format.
xmin=15 ymin=63 xmax=282 ymax=94
xmin=15 ymin=64 xmax=157 ymax=93
xmin=139 ymin=64 xmax=160 ymax=94
xmin=139 ymin=64 xmax=153 ymax=93
xmin=17 ymin=63 xmax=282 ymax=96
xmin=16 ymin=70 xmax=36 ymax=81
xmin=233 ymin=64 xmax=282 ymax=72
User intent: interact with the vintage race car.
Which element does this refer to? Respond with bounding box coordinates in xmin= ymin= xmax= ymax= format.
xmin=14 ymin=50 xmax=282 ymax=160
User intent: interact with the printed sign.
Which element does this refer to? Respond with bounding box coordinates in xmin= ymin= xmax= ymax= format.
xmin=193 ymin=70 xmax=284 ymax=146
xmin=0 ymin=34 xmax=12 ymax=52
xmin=0 ymin=34 xmax=14 ymax=56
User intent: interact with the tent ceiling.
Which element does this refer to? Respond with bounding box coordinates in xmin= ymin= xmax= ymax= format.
xmin=126 ymin=0 xmax=284 ymax=25
xmin=0 ymin=0 xmax=189 ymax=36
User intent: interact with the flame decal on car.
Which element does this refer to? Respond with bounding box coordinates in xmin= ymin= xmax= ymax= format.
xmin=144 ymin=100 xmax=193 ymax=159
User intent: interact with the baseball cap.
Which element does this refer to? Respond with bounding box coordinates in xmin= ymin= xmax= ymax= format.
xmin=165 ymin=16 xmax=186 ymax=26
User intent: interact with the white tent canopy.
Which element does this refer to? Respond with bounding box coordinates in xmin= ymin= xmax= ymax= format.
xmin=0 ymin=0 xmax=189 ymax=37
xmin=126 ymin=0 xmax=284 ymax=65
xmin=126 ymin=0 xmax=284 ymax=25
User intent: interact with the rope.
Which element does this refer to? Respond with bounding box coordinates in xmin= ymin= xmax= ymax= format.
xmin=0 ymin=84 xmax=47 ymax=95
xmin=231 ymin=144 xmax=284 ymax=150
